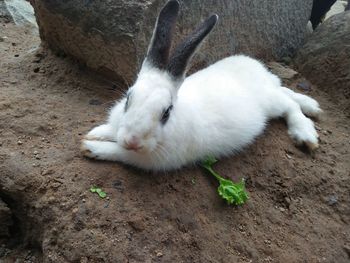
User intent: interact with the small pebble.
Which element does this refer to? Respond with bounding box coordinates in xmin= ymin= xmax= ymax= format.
xmin=328 ymin=195 xmax=338 ymax=206
xmin=17 ymin=140 xmax=23 ymax=145
xmin=297 ymin=81 xmax=311 ymax=91
xmin=113 ymin=180 xmax=123 ymax=191
xmin=156 ymin=252 xmax=163 ymax=257
xmin=264 ymin=239 xmax=271 ymax=245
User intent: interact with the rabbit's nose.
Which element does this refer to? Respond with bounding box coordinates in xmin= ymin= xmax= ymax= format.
xmin=124 ymin=136 xmax=143 ymax=151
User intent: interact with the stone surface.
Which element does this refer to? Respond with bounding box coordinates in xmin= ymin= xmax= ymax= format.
xmin=0 ymin=0 xmax=12 ymax=22
xmin=0 ymin=0 xmax=38 ymax=26
xmin=294 ymin=11 xmax=350 ymax=107
xmin=325 ymin=0 xmax=347 ymax=20
xmin=29 ymin=0 xmax=313 ymax=85
xmin=267 ymin=62 xmax=299 ymax=80
xmin=4 ymin=0 xmax=38 ymax=27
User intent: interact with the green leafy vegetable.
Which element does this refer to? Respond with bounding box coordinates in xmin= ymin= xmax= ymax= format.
xmin=90 ymin=186 xmax=107 ymax=198
xmin=201 ymin=156 xmax=249 ymax=205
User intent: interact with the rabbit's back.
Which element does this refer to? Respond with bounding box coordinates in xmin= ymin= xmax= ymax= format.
xmin=175 ymin=55 xmax=280 ymax=157
xmin=180 ymin=55 xmax=280 ymax=98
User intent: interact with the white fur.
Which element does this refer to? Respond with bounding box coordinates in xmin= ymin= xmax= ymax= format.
xmin=82 ymin=55 xmax=321 ymax=171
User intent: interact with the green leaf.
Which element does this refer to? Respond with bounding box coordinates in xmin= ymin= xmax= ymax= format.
xmin=98 ymin=191 xmax=107 ymax=198
xmin=217 ymin=178 xmax=248 ymax=205
xmin=201 ymin=155 xmax=218 ymax=169
xmin=90 ymin=186 xmax=107 ymax=199
xmin=90 ymin=186 xmax=98 ymax=193
xmin=201 ymin=156 xmax=249 ymax=206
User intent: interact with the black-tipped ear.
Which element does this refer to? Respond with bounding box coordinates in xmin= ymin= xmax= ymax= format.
xmin=167 ymin=14 xmax=218 ymax=79
xmin=146 ymin=0 xmax=180 ymax=69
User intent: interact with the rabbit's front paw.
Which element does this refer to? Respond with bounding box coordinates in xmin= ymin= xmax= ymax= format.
xmin=81 ymin=140 xmax=122 ymax=161
xmin=84 ymin=124 xmax=115 ymax=141
xmin=81 ymin=140 xmax=100 ymax=159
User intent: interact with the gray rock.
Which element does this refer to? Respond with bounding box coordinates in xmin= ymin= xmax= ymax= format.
xmin=327 ymin=195 xmax=338 ymax=206
xmin=294 ymin=11 xmax=350 ymax=106
xmin=325 ymin=0 xmax=347 ymax=20
xmin=29 ymin=0 xmax=313 ymax=85
xmin=4 ymin=0 xmax=38 ymax=27
xmin=1 ymin=0 xmax=38 ymax=26
xmin=297 ymin=81 xmax=312 ymax=92
xmin=0 ymin=0 xmax=12 ymax=21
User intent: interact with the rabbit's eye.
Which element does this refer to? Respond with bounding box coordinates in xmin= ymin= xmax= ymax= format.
xmin=160 ymin=105 xmax=173 ymax=125
xmin=124 ymin=94 xmax=130 ymax=112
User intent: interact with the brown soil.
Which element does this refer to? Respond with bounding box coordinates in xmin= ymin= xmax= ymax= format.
xmin=0 ymin=20 xmax=349 ymax=263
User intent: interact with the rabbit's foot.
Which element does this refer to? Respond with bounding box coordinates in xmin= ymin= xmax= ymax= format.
xmin=281 ymin=87 xmax=323 ymax=120
xmin=81 ymin=140 xmax=121 ymax=161
xmin=84 ymin=124 xmax=116 ymax=141
xmin=295 ymin=94 xmax=323 ymax=120
xmin=288 ymin=117 xmax=319 ymax=152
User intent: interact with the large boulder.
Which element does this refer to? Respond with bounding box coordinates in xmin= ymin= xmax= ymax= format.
xmin=294 ymin=11 xmax=350 ymax=108
xmin=29 ymin=0 xmax=313 ymax=85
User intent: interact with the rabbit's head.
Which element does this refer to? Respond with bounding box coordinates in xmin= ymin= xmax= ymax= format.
xmin=116 ymin=0 xmax=218 ymax=152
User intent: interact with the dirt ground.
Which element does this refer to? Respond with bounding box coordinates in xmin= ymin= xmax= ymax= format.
xmin=0 ymin=19 xmax=349 ymax=263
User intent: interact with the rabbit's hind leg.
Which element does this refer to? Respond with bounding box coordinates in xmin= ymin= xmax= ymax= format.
xmin=280 ymin=87 xmax=322 ymax=119
xmin=266 ymin=90 xmax=319 ymax=151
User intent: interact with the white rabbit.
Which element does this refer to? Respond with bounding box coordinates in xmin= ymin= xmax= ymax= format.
xmin=81 ymin=0 xmax=322 ymax=171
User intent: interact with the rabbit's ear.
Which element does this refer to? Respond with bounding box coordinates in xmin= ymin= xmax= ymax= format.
xmin=167 ymin=14 xmax=218 ymax=80
xmin=145 ymin=0 xmax=180 ymax=70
